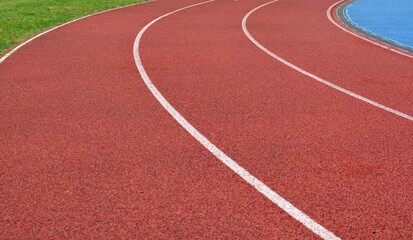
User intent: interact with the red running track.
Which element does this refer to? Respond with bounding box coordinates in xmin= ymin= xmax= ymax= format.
xmin=1 ymin=0 xmax=412 ymax=238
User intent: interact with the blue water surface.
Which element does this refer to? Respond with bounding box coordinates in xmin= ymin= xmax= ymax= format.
xmin=346 ymin=0 xmax=413 ymax=50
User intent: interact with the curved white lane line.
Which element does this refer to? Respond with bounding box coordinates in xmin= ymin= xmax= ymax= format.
xmin=133 ymin=1 xmax=340 ymax=239
xmin=0 ymin=0 xmax=154 ymax=64
xmin=327 ymin=0 xmax=413 ymax=59
xmin=243 ymin=0 xmax=413 ymax=122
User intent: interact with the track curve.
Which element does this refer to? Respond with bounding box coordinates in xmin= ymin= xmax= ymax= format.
xmin=133 ymin=1 xmax=338 ymax=239
xmin=1 ymin=0 xmax=412 ymax=239
xmin=243 ymin=0 xmax=412 ymax=121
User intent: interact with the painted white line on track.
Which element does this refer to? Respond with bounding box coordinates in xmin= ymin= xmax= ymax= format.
xmin=0 ymin=0 xmax=154 ymax=64
xmin=327 ymin=0 xmax=413 ymax=59
xmin=243 ymin=0 xmax=413 ymax=122
xmin=133 ymin=1 xmax=340 ymax=239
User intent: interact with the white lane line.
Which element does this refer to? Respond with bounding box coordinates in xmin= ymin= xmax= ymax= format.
xmin=0 ymin=0 xmax=154 ymax=64
xmin=133 ymin=1 xmax=340 ymax=239
xmin=327 ymin=0 xmax=413 ymax=59
xmin=243 ymin=0 xmax=413 ymax=122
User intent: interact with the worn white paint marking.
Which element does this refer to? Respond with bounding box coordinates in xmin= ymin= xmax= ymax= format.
xmin=133 ymin=1 xmax=340 ymax=239
xmin=0 ymin=0 xmax=154 ymax=64
xmin=243 ymin=0 xmax=413 ymax=121
xmin=327 ymin=0 xmax=413 ymax=59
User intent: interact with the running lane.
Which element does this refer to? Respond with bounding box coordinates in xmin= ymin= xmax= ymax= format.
xmin=139 ymin=0 xmax=412 ymax=239
xmin=0 ymin=0 xmax=318 ymax=238
xmin=251 ymin=0 xmax=412 ymax=116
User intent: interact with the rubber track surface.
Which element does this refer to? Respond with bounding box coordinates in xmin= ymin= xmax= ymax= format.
xmin=1 ymin=0 xmax=412 ymax=238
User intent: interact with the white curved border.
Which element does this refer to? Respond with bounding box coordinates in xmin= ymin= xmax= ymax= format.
xmin=327 ymin=0 xmax=413 ymax=59
xmin=243 ymin=0 xmax=413 ymax=121
xmin=133 ymin=1 xmax=340 ymax=239
xmin=0 ymin=0 xmax=154 ymax=64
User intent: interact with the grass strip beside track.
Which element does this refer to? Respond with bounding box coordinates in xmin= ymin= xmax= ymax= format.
xmin=0 ymin=0 xmax=148 ymax=55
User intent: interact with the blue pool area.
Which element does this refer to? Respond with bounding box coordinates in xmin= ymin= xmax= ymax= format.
xmin=345 ymin=0 xmax=413 ymax=51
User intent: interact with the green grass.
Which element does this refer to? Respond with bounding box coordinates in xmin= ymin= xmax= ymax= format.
xmin=0 ymin=0 xmax=147 ymax=55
